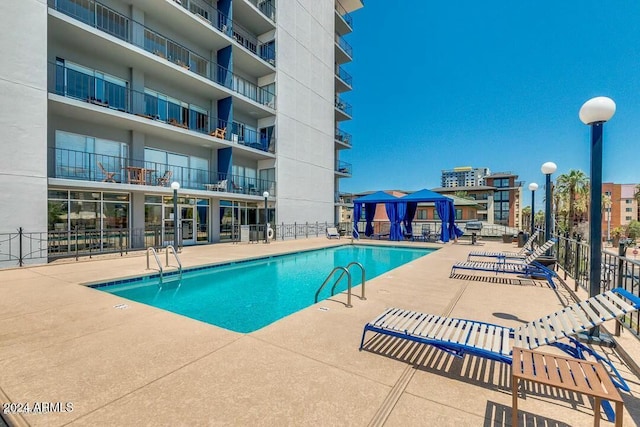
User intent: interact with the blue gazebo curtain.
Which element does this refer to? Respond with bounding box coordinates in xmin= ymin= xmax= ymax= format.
xmin=385 ymin=202 xmax=406 ymax=241
xmin=436 ymin=200 xmax=451 ymax=242
xmin=448 ymin=202 xmax=464 ymax=239
xmin=403 ymin=202 xmax=417 ymax=235
xmin=364 ymin=203 xmax=376 ymax=237
xmin=353 ymin=203 xmax=361 ymax=238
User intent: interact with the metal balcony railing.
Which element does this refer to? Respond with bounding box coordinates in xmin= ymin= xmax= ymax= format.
xmin=335 ymin=34 xmax=353 ymax=58
xmin=335 ymin=0 xmax=353 ymax=28
xmin=335 ymin=65 xmax=353 ymax=87
xmin=335 ymin=128 xmax=352 ymax=147
xmin=48 ymin=62 xmax=275 ymax=153
xmin=336 ymin=160 xmax=352 ymax=175
xmin=50 ymin=147 xmax=277 ymax=196
xmin=245 ymin=0 xmax=276 ymax=22
xmin=335 ymin=97 xmax=352 ymax=117
xmin=49 ymin=0 xmax=276 ymax=106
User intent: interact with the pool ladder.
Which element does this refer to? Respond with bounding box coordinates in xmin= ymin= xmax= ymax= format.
xmin=146 ymin=245 xmax=183 ymax=286
xmin=315 ymin=262 xmax=366 ymax=308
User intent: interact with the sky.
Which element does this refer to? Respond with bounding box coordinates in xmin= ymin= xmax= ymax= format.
xmin=339 ymin=0 xmax=640 ymax=211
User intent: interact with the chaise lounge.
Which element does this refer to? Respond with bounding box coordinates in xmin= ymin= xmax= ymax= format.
xmin=326 ymin=227 xmax=340 ymax=239
xmin=451 ymin=240 xmax=558 ymax=287
xmin=467 ymin=230 xmax=540 ymax=260
xmin=359 ymin=287 xmax=640 ymax=422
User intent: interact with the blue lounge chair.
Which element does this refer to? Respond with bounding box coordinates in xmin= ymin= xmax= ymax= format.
xmin=467 ymin=231 xmax=541 ymax=260
xmin=359 ymin=288 xmax=640 ymax=422
xmin=451 ymin=241 xmax=558 ymax=287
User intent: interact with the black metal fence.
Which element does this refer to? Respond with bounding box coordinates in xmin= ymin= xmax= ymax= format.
xmin=554 ymin=234 xmax=640 ymax=337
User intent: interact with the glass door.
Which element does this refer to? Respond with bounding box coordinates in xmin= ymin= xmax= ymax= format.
xmin=180 ymin=205 xmax=195 ymax=244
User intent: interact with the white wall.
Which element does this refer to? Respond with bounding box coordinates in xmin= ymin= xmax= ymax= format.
xmin=274 ymin=0 xmax=335 ymax=224
xmin=0 ymin=0 xmax=48 ymax=265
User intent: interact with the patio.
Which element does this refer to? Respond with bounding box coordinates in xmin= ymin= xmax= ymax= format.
xmin=0 ymin=238 xmax=638 ymax=426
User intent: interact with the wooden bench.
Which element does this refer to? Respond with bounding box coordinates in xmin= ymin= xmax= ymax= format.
xmin=512 ymin=347 xmax=624 ymax=427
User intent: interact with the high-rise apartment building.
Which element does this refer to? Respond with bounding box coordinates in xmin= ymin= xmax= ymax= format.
xmin=0 ymin=0 xmax=362 ymax=264
xmin=441 ymin=166 xmax=491 ymax=188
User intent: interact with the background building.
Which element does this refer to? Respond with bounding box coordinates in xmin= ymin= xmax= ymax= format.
xmin=441 ymin=166 xmax=491 ymax=188
xmin=432 ymin=171 xmax=523 ymax=228
xmin=602 ymin=182 xmax=640 ymax=239
xmin=0 ymin=0 xmax=362 ymax=265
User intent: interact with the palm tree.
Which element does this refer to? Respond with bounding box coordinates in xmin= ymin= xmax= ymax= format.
xmin=555 ymin=170 xmax=589 ymax=236
xmin=522 ymin=206 xmax=532 ymax=231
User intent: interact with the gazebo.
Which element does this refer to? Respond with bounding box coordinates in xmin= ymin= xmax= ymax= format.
xmin=352 ymin=189 xmax=463 ymax=242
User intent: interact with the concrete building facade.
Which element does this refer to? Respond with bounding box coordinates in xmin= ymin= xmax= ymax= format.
xmin=0 ymin=0 xmax=362 ymax=265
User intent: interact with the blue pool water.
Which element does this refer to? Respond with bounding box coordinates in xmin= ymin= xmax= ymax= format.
xmin=95 ymin=245 xmax=433 ymax=333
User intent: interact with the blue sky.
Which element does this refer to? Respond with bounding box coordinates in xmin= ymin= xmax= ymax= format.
xmin=340 ymin=1 xmax=640 ymax=210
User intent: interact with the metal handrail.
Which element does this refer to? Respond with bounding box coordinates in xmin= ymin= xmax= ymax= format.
xmin=165 ymin=245 xmax=183 ymax=283
xmin=315 ymin=266 xmax=352 ymax=308
xmin=345 ymin=262 xmax=366 ymax=300
xmin=146 ymin=246 xmax=163 ymax=282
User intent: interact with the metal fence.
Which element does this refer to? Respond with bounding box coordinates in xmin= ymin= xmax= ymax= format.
xmin=554 ymin=234 xmax=640 ymax=337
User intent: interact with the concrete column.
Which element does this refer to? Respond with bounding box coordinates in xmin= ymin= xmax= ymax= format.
xmin=210 ymin=198 xmax=220 ymax=242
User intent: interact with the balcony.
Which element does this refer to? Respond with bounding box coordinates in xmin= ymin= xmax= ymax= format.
xmin=335 ymin=0 xmax=353 ymax=35
xmin=335 ymin=65 xmax=352 ymax=93
xmin=335 ymin=160 xmax=352 ymax=176
xmin=48 ymin=62 xmax=275 ymax=154
xmin=335 ymin=128 xmax=352 ymax=149
xmin=49 ymin=147 xmax=277 ymax=196
xmin=335 ymin=96 xmax=352 ymax=121
xmin=48 ymin=0 xmax=276 ymax=107
xmin=335 ymin=34 xmax=353 ymax=64
xmin=239 ymin=0 xmax=276 ymax=25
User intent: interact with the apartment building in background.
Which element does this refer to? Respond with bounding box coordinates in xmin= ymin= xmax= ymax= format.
xmin=0 ymin=0 xmax=362 ymax=265
xmin=432 ymin=171 xmax=523 ymax=228
xmin=441 ymin=166 xmax=491 ymax=188
xmin=602 ymin=183 xmax=640 ymax=238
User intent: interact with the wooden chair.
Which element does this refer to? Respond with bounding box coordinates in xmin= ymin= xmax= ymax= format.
xmin=98 ymin=162 xmax=117 ymax=182
xmin=156 ymin=170 xmax=172 ymax=186
xmin=210 ymin=127 xmax=226 ymax=139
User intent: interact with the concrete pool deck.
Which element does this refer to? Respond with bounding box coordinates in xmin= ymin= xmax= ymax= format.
xmin=1 ymin=238 xmax=639 ymax=426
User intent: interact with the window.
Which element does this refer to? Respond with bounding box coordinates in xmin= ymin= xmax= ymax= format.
xmin=417 ymin=209 xmax=427 ymax=220
xmin=58 ymin=60 xmax=128 ymax=110
xmin=626 ymin=216 xmax=632 ymax=221
xmin=47 ymin=189 xmax=129 ymax=232
xmin=144 ymin=148 xmax=208 ymax=188
xmin=55 ymin=131 xmax=128 ymax=181
xmin=626 ymin=208 xmax=633 ymax=212
xmin=626 ymin=199 xmax=633 ymax=204
xmin=455 ymin=209 xmax=462 ymax=220
xmin=259 ymin=168 xmax=276 ymax=195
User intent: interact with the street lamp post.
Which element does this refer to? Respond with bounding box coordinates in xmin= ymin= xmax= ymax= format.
xmin=171 ymin=181 xmax=180 ymax=249
xmin=579 ymin=96 xmax=616 ymax=338
xmin=528 ymin=182 xmax=538 ymax=238
xmin=541 ymin=162 xmax=557 ymax=254
xmin=263 ymin=191 xmax=269 ymax=243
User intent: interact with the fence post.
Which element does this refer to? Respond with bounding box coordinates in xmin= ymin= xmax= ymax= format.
xmin=281 ymin=222 xmax=284 ymax=241
xmin=18 ymin=227 xmax=23 ymax=267
xmin=305 ymin=222 xmax=308 ymax=238
xmin=614 ymin=242 xmax=627 ymax=336
xmin=574 ymin=236 xmax=581 ymax=292
xmin=119 ymin=228 xmax=123 ymax=256
xmin=75 ymin=226 xmax=79 ymax=261
xmin=316 ymin=221 xmax=319 ymax=237
xmin=563 ymin=231 xmax=569 ymax=280
xmin=294 ymin=222 xmax=297 ymax=239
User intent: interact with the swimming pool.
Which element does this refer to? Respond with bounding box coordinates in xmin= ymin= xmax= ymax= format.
xmin=94 ymin=245 xmax=434 ymax=333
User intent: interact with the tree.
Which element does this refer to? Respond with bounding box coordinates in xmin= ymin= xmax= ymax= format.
xmin=627 ymin=220 xmax=640 ymax=241
xmin=555 ymin=170 xmax=589 ymax=236
xmin=522 ymin=206 xmax=532 ymax=231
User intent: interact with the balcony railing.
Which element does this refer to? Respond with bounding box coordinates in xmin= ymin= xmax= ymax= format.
xmin=335 ymin=0 xmax=353 ymax=28
xmin=50 ymin=147 xmax=277 ymax=196
xmin=335 ymin=97 xmax=352 ymax=117
xmin=49 ymin=0 xmax=276 ymax=106
xmin=335 ymin=128 xmax=352 ymax=147
xmin=245 ymin=0 xmax=276 ymax=22
xmin=173 ymin=0 xmax=276 ymax=63
xmin=335 ymin=65 xmax=352 ymax=87
xmin=335 ymin=34 xmax=353 ymax=58
xmin=48 ymin=62 xmax=275 ymax=153
xmin=336 ymin=160 xmax=352 ymax=175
